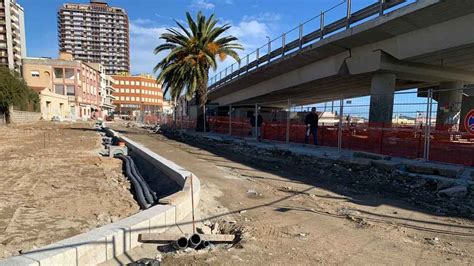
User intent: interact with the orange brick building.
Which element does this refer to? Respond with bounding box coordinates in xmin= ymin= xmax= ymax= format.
xmin=112 ymin=74 xmax=163 ymax=116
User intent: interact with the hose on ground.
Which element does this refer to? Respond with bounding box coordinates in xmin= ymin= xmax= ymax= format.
xmin=115 ymin=154 xmax=151 ymax=209
xmin=126 ymin=156 xmax=155 ymax=204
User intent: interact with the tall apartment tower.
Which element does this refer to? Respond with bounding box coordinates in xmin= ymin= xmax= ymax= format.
xmin=58 ymin=0 xmax=130 ymax=75
xmin=0 ymin=0 xmax=26 ymax=72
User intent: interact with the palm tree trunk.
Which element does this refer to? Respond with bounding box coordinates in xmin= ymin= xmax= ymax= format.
xmin=195 ymin=70 xmax=209 ymax=132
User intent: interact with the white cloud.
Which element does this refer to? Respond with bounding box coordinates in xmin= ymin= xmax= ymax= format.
xmin=129 ymin=20 xmax=168 ymax=75
xmin=190 ymin=0 xmax=215 ymax=10
xmin=128 ymin=14 xmax=279 ymax=82
xmin=242 ymin=12 xmax=282 ymax=23
xmin=210 ymin=18 xmax=272 ymax=76
xmin=132 ymin=18 xmax=155 ymax=25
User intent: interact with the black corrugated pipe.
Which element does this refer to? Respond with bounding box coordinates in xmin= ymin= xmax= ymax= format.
xmin=125 ymin=156 xmax=155 ymax=204
xmin=115 ymin=154 xmax=150 ymax=209
xmin=132 ymin=160 xmax=158 ymax=201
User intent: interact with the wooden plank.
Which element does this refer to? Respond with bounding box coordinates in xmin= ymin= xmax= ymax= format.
xmin=139 ymin=233 xmax=184 ymax=243
xmin=200 ymin=234 xmax=235 ymax=243
xmin=139 ymin=233 xmax=235 ymax=243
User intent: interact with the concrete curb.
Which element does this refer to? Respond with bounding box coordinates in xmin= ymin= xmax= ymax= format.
xmin=0 ymin=128 xmax=201 ymax=266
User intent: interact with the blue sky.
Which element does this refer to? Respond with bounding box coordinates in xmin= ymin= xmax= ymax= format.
xmin=20 ymin=0 xmax=400 ymax=76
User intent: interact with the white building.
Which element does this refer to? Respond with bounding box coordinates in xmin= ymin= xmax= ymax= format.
xmin=0 ymin=0 xmax=26 ymax=72
xmin=90 ymin=63 xmax=115 ymax=118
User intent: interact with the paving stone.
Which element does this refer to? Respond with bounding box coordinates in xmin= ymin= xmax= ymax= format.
xmin=353 ymin=151 xmax=390 ymax=160
xmin=438 ymin=185 xmax=468 ymax=198
xmin=371 ymin=160 xmax=404 ymax=171
xmin=406 ymin=162 xmax=463 ymax=178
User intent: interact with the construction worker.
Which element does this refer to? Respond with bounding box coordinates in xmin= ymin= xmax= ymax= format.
xmin=305 ymin=107 xmax=319 ymax=145
xmin=250 ymin=112 xmax=263 ymax=141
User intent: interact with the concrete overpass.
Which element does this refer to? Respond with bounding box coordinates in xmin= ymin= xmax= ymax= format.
xmin=207 ymin=0 xmax=474 ymax=126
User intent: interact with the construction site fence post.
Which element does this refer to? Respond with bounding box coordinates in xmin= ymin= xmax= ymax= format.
xmin=286 ymin=99 xmax=291 ymax=143
xmin=254 ymin=103 xmax=258 ymax=140
xmin=337 ymin=98 xmax=344 ymax=149
xmin=423 ymin=88 xmax=433 ymax=161
xmin=229 ymin=105 xmax=232 ymax=135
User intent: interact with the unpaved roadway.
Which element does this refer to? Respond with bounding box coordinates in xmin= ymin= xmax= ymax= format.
xmin=0 ymin=122 xmax=139 ymax=259
xmin=115 ymin=125 xmax=474 ymax=265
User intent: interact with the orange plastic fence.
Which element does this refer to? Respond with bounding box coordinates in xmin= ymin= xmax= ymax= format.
xmin=167 ymin=116 xmax=474 ymax=166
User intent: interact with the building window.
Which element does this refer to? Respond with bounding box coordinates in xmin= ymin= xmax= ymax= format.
xmin=31 ymin=71 xmax=40 ymax=77
xmin=65 ymin=68 xmax=75 ymax=79
xmin=126 ymin=97 xmax=130 ymax=101
xmin=54 ymin=68 xmax=63 ymax=79
xmin=131 ymin=97 xmax=135 ymax=101
xmin=54 ymin=85 xmax=65 ymax=95
xmin=126 ymin=89 xmax=130 ymax=93
xmin=125 ymin=81 xmax=129 ymax=85
xmin=131 ymin=89 xmax=135 ymax=93
xmin=66 ymin=85 xmax=75 ymax=96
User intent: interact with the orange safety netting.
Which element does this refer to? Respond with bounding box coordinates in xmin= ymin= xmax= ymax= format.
xmin=171 ymin=116 xmax=474 ymax=166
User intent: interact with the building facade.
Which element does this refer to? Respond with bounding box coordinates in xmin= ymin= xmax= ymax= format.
xmin=0 ymin=0 xmax=26 ymax=72
xmin=22 ymin=52 xmax=102 ymax=120
xmin=58 ymin=0 xmax=129 ymax=75
xmin=90 ymin=63 xmax=115 ymax=118
xmin=112 ymin=74 xmax=163 ymax=117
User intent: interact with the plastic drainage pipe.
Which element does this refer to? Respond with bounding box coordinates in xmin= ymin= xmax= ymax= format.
xmin=188 ymin=233 xmax=202 ymax=249
xmin=115 ymin=154 xmax=150 ymax=209
xmin=126 ymin=156 xmax=155 ymax=204
xmin=128 ymin=156 xmax=158 ymax=202
xmin=172 ymin=236 xmax=189 ymax=250
xmin=202 ymin=240 xmax=210 ymax=248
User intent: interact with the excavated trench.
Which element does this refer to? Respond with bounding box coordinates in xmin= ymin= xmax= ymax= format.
xmin=128 ymin=151 xmax=181 ymax=200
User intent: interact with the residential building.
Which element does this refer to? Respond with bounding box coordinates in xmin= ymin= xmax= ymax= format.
xmin=90 ymin=63 xmax=115 ymax=118
xmin=0 ymin=0 xmax=26 ymax=72
xmin=112 ymin=74 xmax=163 ymax=117
xmin=58 ymin=0 xmax=130 ymax=75
xmin=29 ymin=86 xmax=69 ymax=121
xmin=22 ymin=52 xmax=101 ymax=120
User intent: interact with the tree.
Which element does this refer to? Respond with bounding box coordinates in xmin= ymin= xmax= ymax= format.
xmin=0 ymin=67 xmax=39 ymax=123
xmin=154 ymin=12 xmax=242 ymax=131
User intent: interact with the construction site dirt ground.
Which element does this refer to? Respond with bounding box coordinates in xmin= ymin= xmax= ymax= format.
xmin=0 ymin=122 xmax=139 ymax=259
xmin=112 ymin=124 xmax=474 ymax=265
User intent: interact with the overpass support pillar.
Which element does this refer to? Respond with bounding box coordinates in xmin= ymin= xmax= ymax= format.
xmin=368 ymin=73 xmax=396 ymax=126
xmin=435 ymin=82 xmax=464 ymax=130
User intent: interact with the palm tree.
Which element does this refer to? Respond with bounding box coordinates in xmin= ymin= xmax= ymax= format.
xmin=154 ymin=12 xmax=242 ymax=131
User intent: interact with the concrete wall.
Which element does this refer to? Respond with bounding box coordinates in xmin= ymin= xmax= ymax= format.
xmin=0 ymin=128 xmax=201 ymax=266
xmin=39 ymin=90 xmax=70 ymax=120
xmin=9 ymin=109 xmax=41 ymax=124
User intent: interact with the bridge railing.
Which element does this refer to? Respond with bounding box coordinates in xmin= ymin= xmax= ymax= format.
xmin=208 ymin=0 xmax=409 ymax=90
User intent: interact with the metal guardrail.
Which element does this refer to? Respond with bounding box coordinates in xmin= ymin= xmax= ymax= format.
xmin=208 ymin=0 xmax=408 ymax=90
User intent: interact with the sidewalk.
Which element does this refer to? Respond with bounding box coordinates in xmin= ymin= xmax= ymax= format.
xmin=180 ymin=130 xmax=474 ymax=183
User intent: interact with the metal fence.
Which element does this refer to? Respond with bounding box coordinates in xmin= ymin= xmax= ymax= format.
xmin=157 ymin=87 xmax=474 ymax=167
xmin=208 ymin=0 xmax=413 ymax=89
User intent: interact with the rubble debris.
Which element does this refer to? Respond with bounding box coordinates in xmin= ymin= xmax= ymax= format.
xmin=438 ymin=186 xmax=468 ymax=198
xmin=211 ymin=222 xmax=219 ymax=235
xmin=161 ymin=129 xmax=474 ymax=218
xmin=197 ymin=225 xmax=212 ymax=235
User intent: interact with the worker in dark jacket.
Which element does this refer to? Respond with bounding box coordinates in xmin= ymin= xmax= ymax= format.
xmin=250 ymin=113 xmax=263 ymax=140
xmin=305 ymin=107 xmax=319 ymax=145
